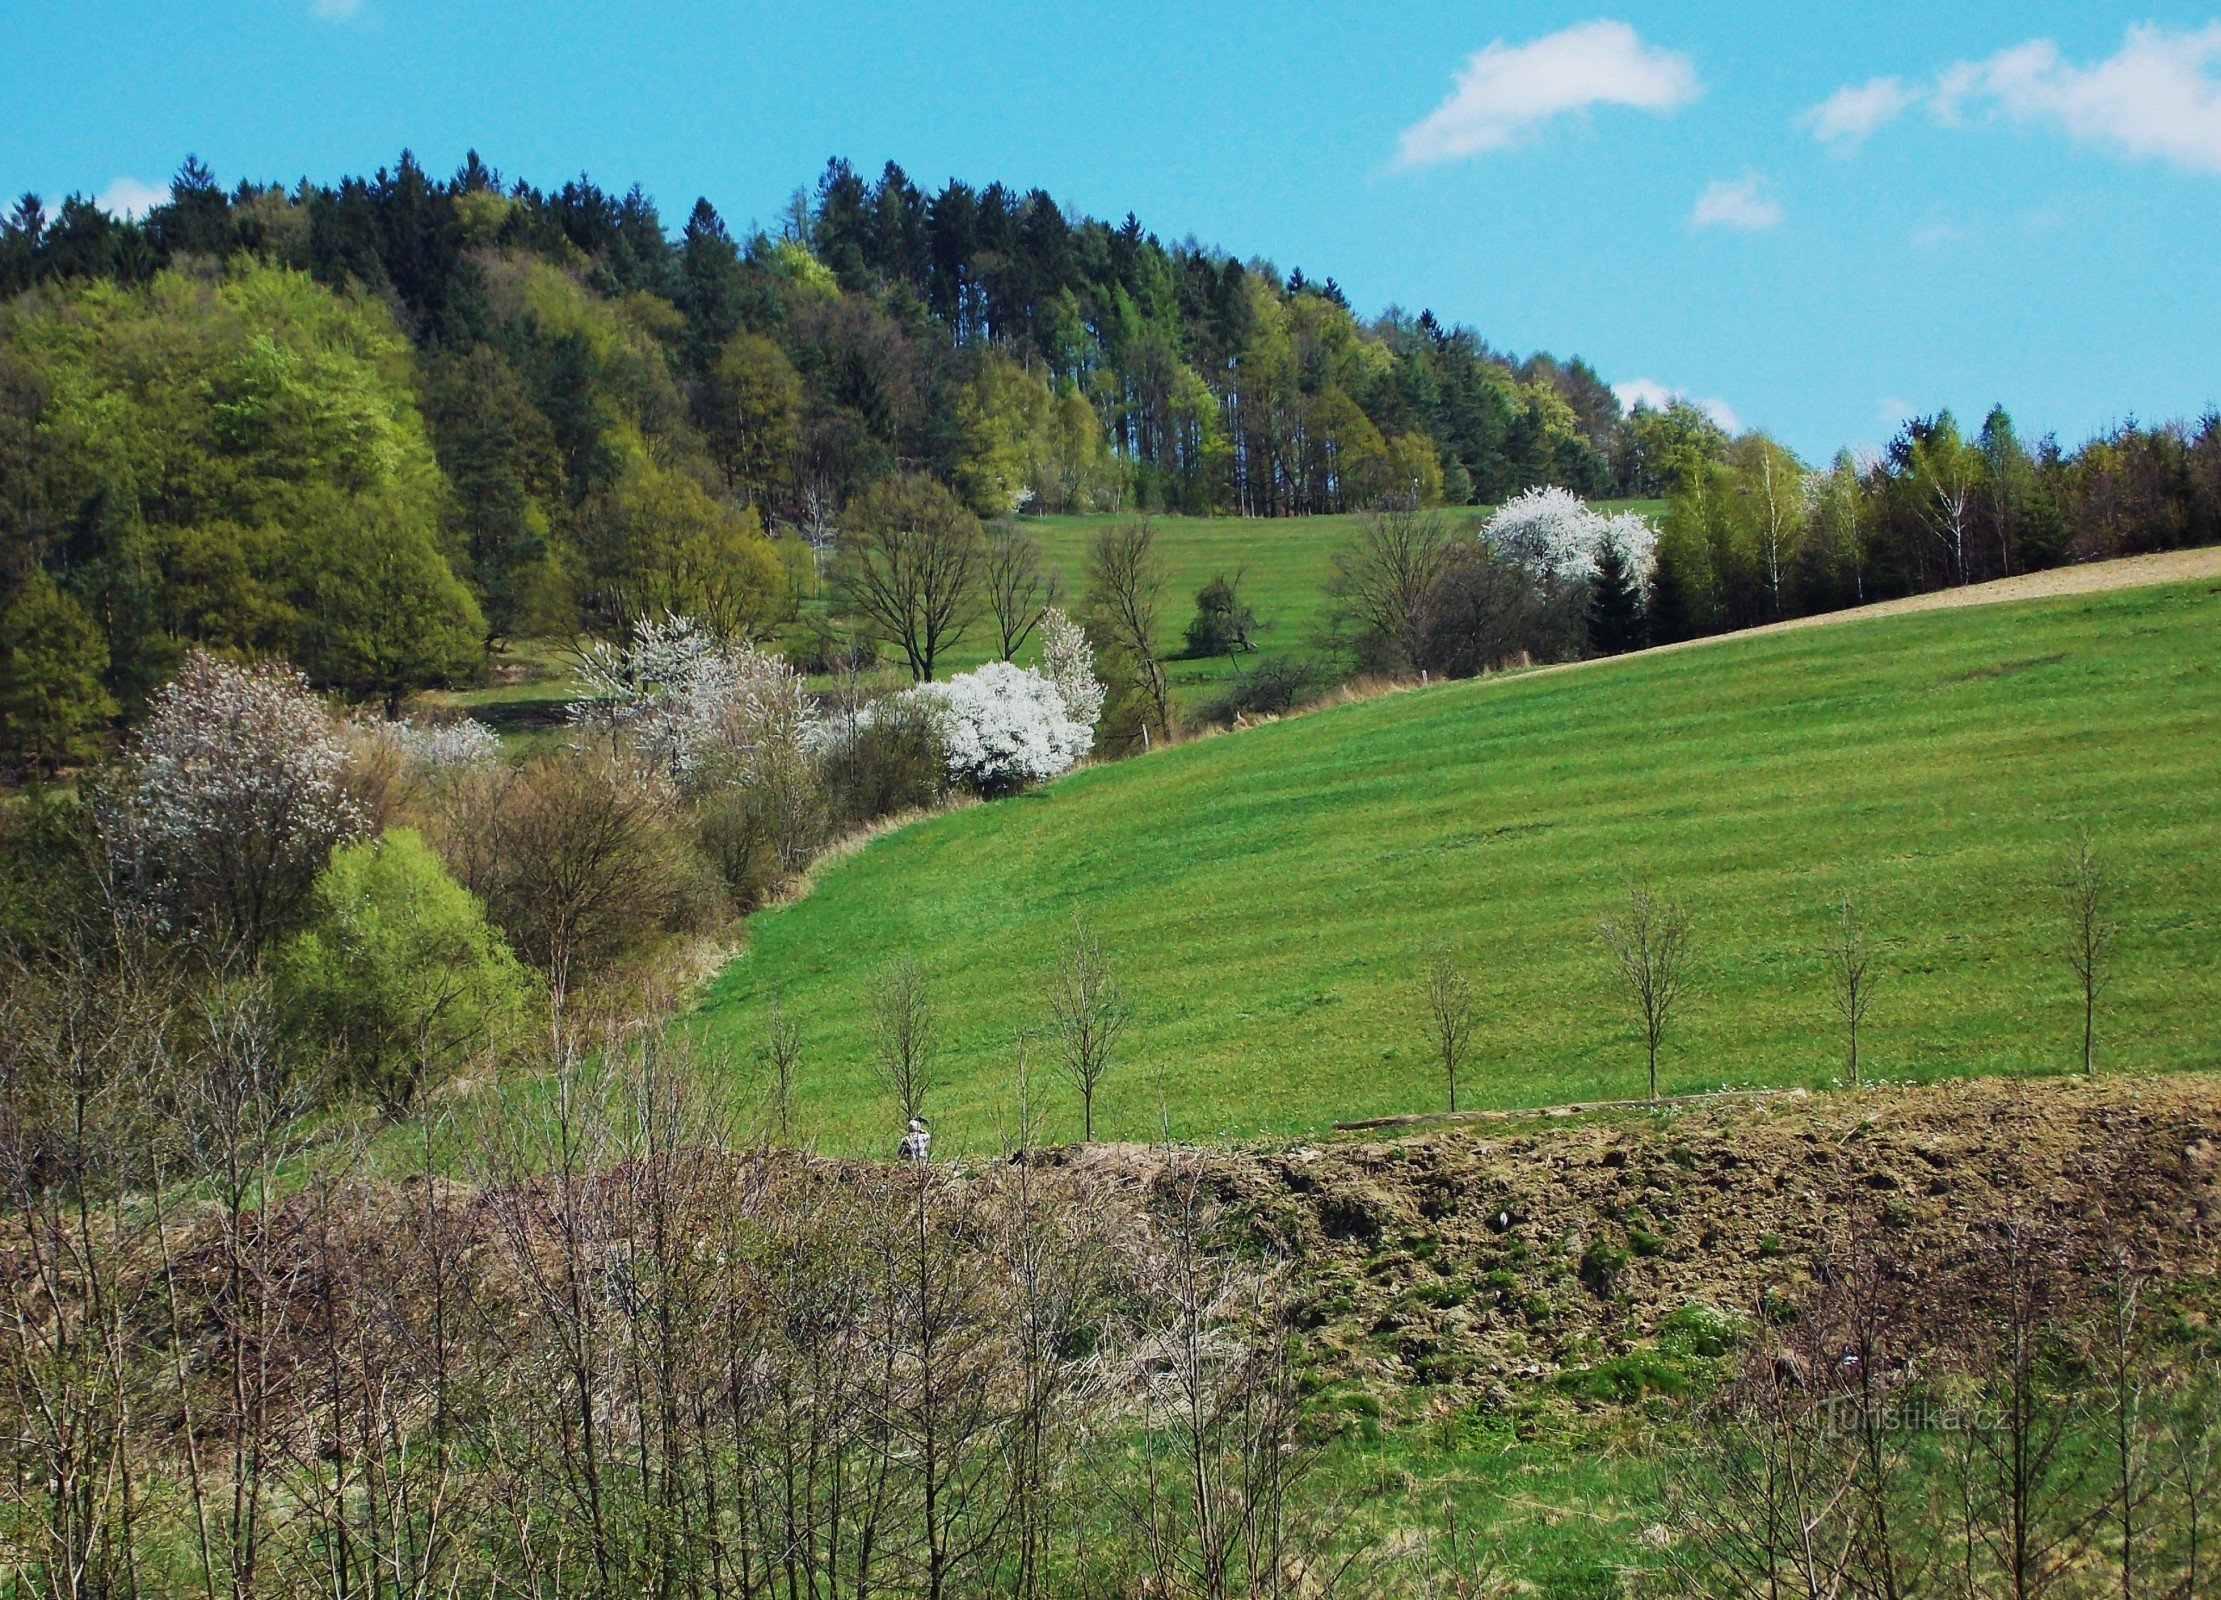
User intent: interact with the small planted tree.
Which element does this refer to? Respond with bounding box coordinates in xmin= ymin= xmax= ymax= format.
xmin=872 ymin=953 xmax=936 ymax=1126
xmin=1420 ymin=949 xmax=1476 ymax=1113
xmin=1825 ymin=895 xmax=1877 ymax=1085
xmin=758 ymin=992 xmax=802 ymax=1139
xmin=1599 ymin=883 xmax=1692 ymax=1101
xmin=1048 ymin=917 xmax=1126 ymax=1140
xmin=2063 ymin=830 xmax=2115 ymax=1076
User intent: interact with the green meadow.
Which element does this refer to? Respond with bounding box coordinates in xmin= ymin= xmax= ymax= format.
xmin=694 ymin=578 xmax=2221 ymax=1152
xmin=428 ymin=504 xmax=1661 ymax=729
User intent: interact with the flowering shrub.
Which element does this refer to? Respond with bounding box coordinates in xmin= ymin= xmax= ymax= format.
xmin=570 ymin=614 xmax=819 ymax=788
xmin=1482 ymin=487 xmax=1658 ymax=581
xmin=914 ymin=660 xmax=1093 ymax=793
xmin=101 ymin=650 xmax=367 ymax=955
xmin=366 ymin=715 xmax=501 ymax=770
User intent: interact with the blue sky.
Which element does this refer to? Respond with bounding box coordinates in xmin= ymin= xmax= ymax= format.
xmin=5 ymin=1 xmax=2218 ymax=460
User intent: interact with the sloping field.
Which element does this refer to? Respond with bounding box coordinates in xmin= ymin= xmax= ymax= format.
xmin=695 ymin=573 xmax=2221 ymax=1153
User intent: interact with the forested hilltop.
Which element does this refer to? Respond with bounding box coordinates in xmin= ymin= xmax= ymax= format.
xmin=2 ymin=150 xmax=2218 ymax=770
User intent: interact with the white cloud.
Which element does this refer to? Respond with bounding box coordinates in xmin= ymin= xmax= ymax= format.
xmin=1397 ymin=20 xmax=1699 ymax=165
xmin=1934 ymin=24 xmax=2221 ymax=173
xmin=1802 ymin=76 xmax=1916 ymax=150
xmin=1613 ymin=378 xmax=1740 ymax=434
xmin=96 ymin=177 xmax=167 ymax=220
xmin=1689 ymin=174 xmax=1782 ymax=230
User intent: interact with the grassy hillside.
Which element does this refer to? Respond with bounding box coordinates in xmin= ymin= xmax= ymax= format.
xmin=957 ymin=504 xmax=1659 ymax=706
xmin=426 ymin=504 xmax=1662 ymax=730
xmin=694 ymin=577 xmax=2221 ymax=1153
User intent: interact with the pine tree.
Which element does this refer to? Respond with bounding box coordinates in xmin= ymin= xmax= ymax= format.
xmin=1587 ymin=540 xmax=1647 ymax=656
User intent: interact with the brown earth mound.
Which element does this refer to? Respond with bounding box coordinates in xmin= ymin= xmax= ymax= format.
xmin=1066 ymin=1073 xmax=2221 ymax=1404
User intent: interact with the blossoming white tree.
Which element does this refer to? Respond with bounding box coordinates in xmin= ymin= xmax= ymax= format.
xmin=914 ymin=660 xmax=1093 ymax=794
xmin=101 ymin=650 xmax=368 ymax=956
xmin=569 ymin=614 xmax=819 ymax=789
xmin=1481 ymin=486 xmax=1658 ymax=582
xmin=1037 ymin=606 xmax=1105 ymax=730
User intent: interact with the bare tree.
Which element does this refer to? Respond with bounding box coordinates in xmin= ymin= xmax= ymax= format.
xmin=1326 ymin=508 xmax=1455 ymax=674
xmin=984 ymin=522 xmax=1059 ymax=661
xmin=833 ymin=474 xmax=986 ymax=682
xmin=758 ymin=992 xmax=802 ymax=1140
xmin=873 ymin=954 xmax=936 ymax=1127
xmin=1420 ymin=949 xmax=1476 ymax=1113
xmin=1599 ymin=883 xmax=1693 ymax=1102
xmin=2092 ymin=1249 xmax=2154 ymax=1600
xmin=434 ymin=750 xmax=687 ymax=1016
xmin=1048 ymin=918 xmax=1126 ymax=1141
xmin=1825 ymin=896 xmax=1877 ymax=1085
xmin=2062 ymin=830 xmax=2114 ymax=1077
xmin=1087 ymin=521 xmax=1174 ymax=743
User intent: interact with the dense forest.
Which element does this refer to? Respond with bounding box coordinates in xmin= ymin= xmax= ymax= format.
xmin=1 ymin=150 xmax=2217 ymax=770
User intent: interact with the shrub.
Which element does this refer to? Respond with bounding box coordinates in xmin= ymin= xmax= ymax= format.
xmin=432 ymin=749 xmax=708 ymax=1001
xmin=1419 ymin=545 xmax=1588 ymax=677
xmin=276 ymin=828 xmax=532 ymax=1110
xmin=821 ymin=696 xmax=949 ymax=830
xmin=695 ymin=749 xmax=827 ymax=908
xmin=1182 ymin=573 xmax=1256 ymax=658
xmin=1196 ymin=657 xmax=1326 ymax=726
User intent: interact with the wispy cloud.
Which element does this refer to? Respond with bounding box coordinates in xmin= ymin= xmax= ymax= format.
xmin=1802 ymin=76 xmax=1916 ymax=151
xmin=1689 ymin=175 xmax=1781 ymax=231
xmin=1614 ymin=377 xmax=1741 ymax=434
xmin=1908 ymin=218 xmax=1968 ymax=251
xmin=1397 ymin=20 xmax=1699 ymax=166
xmin=1808 ymin=24 xmax=2221 ymax=173
xmin=97 ymin=177 xmax=167 ymax=220
xmin=1937 ymin=24 xmax=2221 ymax=173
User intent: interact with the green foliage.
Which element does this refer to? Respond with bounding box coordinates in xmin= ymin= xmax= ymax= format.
xmin=0 ymin=262 xmax=478 ymax=705
xmin=1181 ymin=572 xmax=1256 ymax=658
xmin=420 ymin=344 xmax=564 ymax=639
xmin=699 ymin=581 xmax=2221 ymax=1151
xmin=289 ymin=499 xmax=486 ymax=712
xmin=277 ymin=827 xmax=532 ymax=1110
xmin=1553 ymin=1350 xmax=1691 ymax=1402
xmin=0 ymin=569 xmax=114 ymax=768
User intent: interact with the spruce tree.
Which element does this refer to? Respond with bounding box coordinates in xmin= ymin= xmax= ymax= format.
xmin=1587 ymin=540 xmax=1647 ymax=656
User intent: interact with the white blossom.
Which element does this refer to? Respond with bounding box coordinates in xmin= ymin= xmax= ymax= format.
xmin=102 ymin=650 xmax=367 ymax=952
xmin=911 ymin=659 xmax=1093 ymax=792
xmin=365 ymin=715 xmax=502 ymax=770
xmin=570 ymin=614 xmax=820 ymax=787
xmin=1036 ymin=606 xmax=1105 ymax=731
xmin=1482 ymin=486 xmax=1658 ymax=581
